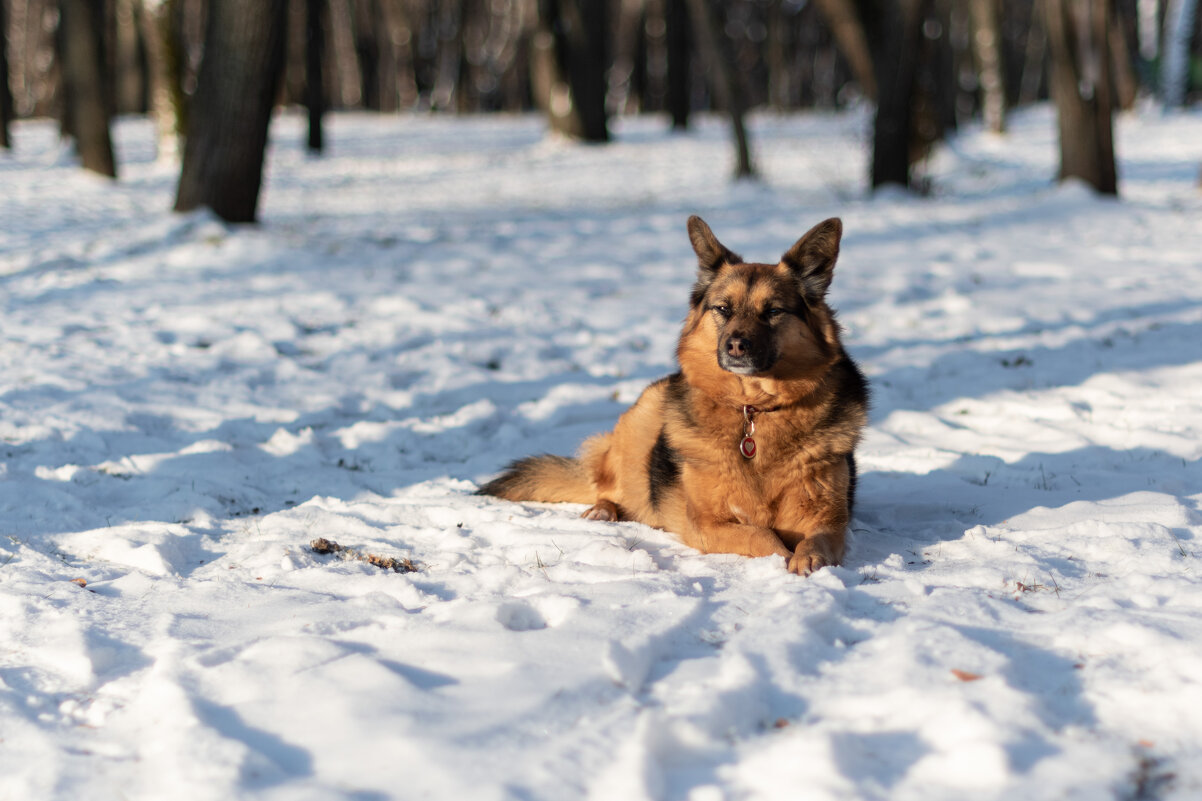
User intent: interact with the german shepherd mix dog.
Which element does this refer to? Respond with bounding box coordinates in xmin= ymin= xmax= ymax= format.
xmin=480 ymin=216 xmax=868 ymax=575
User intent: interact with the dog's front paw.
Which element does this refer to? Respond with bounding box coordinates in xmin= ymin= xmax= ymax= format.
xmin=788 ymin=539 xmax=839 ymax=576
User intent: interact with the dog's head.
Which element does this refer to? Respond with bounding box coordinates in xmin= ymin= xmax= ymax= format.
xmin=681 ymin=216 xmax=844 ymax=379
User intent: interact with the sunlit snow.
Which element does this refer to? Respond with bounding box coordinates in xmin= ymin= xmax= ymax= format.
xmin=2 ymin=105 xmax=1201 ymax=800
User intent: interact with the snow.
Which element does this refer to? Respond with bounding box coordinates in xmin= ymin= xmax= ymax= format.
xmin=2 ymin=104 xmax=1201 ymax=800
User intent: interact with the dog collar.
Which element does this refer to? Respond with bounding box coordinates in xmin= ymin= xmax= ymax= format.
xmin=738 ymin=403 xmax=785 ymax=458
xmin=740 ymin=405 xmax=759 ymax=458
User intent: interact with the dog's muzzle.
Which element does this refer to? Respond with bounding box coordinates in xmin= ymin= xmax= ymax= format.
xmin=718 ymin=334 xmax=775 ymax=374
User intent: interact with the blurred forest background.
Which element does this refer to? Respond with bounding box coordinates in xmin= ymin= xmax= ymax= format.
xmin=1 ymin=0 xmax=1199 ymax=221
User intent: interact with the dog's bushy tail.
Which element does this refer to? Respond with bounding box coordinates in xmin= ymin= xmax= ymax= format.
xmin=477 ymin=455 xmax=594 ymax=504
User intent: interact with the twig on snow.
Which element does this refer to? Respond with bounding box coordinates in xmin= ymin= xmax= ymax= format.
xmin=309 ymin=538 xmax=419 ymax=574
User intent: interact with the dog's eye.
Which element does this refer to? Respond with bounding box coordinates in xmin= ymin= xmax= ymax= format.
xmin=711 ymin=305 xmax=732 ymax=319
xmin=766 ymin=307 xmax=787 ymax=319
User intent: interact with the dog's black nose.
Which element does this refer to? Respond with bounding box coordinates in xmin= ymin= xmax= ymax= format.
xmin=726 ymin=336 xmax=749 ymax=358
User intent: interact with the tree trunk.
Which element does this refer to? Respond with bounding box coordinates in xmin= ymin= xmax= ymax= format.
xmin=1136 ymin=0 xmax=1159 ymax=89
xmin=532 ymin=0 xmax=609 ymax=142
xmin=351 ymin=0 xmax=380 ymax=109
xmin=930 ymin=0 xmax=957 ymax=138
xmin=114 ymin=0 xmax=149 ymax=114
xmin=430 ymin=0 xmax=463 ymax=111
xmin=60 ymin=0 xmax=117 ymax=176
xmin=139 ymin=0 xmax=185 ymax=161
xmin=1045 ymin=0 xmax=1117 ymax=194
xmin=1109 ymin=6 xmax=1137 ymax=110
xmin=871 ymin=0 xmax=926 ymax=189
xmin=566 ymin=0 xmax=610 ymax=140
xmin=327 ymin=0 xmax=363 ymax=106
xmin=968 ymin=0 xmax=1006 ymax=132
xmin=685 ymin=0 xmax=753 ymax=177
xmin=1161 ymin=0 xmax=1199 ymax=108
xmin=379 ymin=0 xmax=419 ymax=109
xmin=174 ymin=0 xmax=287 ymax=222
xmin=765 ymin=0 xmax=786 ymax=107
xmin=812 ymin=0 xmax=878 ymax=101
xmin=306 ymin=0 xmax=325 ymax=152
xmin=1019 ymin=0 xmax=1049 ymax=104
xmin=607 ymin=0 xmax=646 ymax=115
xmin=1 ymin=0 xmax=13 ymax=149
xmin=665 ymin=0 xmax=690 ymax=128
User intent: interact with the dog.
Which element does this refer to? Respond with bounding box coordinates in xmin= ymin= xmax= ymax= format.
xmin=479 ymin=216 xmax=868 ymax=575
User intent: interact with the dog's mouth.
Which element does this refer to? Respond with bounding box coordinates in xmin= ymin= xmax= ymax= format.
xmin=717 ymin=345 xmax=777 ymax=375
xmin=718 ymin=355 xmax=759 ymax=375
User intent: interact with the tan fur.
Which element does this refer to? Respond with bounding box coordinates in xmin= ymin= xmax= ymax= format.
xmin=479 ymin=217 xmax=868 ymax=576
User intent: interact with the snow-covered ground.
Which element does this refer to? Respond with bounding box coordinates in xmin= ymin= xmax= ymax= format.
xmin=2 ymin=104 xmax=1201 ymax=801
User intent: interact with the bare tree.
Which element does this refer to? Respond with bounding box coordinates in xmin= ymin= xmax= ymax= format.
xmin=429 ymin=0 xmax=463 ymax=111
xmin=871 ymin=0 xmax=928 ymax=189
xmin=1162 ymin=0 xmax=1199 ymax=108
xmin=665 ymin=0 xmax=690 ymax=128
xmin=1136 ymin=0 xmax=1159 ymax=80
xmin=60 ymin=0 xmax=117 ymax=176
xmin=812 ymin=0 xmax=878 ymax=100
xmin=4 ymin=0 xmax=1113 ymax=131
xmin=810 ymin=0 xmax=949 ymax=189
xmin=1045 ymin=0 xmax=1117 ymax=194
xmin=174 ymin=0 xmax=288 ymax=222
xmin=1019 ymin=0 xmax=1049 ymax=104
xmin=968 ymin=0 xmax=1006 ymax=132
xmin=138 ymin=0 xmax=187 ymax=161
xmin=1106 ymin=8 xmax=1137 ymax=109
xmin=112 ymin=0 xmax=149 ymax=114
xmin=1 ymin=0 xmax=13 ymax=149
xmin=306 ymin=0 xmax=325 ymax=151
xmin=531 ymin=0 xmax=609 ymax=141
xmin=351 ymin=0 xmax=382 ymax=109
xmin=608 ymin=0 xmax=646 ymax=115
xmin=685 ymin=0 xmax=754 ymax=177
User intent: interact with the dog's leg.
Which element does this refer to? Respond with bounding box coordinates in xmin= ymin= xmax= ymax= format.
xmin=666 ymin=483 xmax=792 ymax=562
xmin=700 ymin=521 xmax=792 ymax=560
xmin=775 ymin=458 xmax=852 ymax=576
xmin=680 ymin=510 xmax=792 ymax=561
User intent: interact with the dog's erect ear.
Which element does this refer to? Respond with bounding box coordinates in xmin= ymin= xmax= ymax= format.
xmin=688 ymin=215 xmax=740 ymax=272
xmin=687 ymin=216 xmax=741 ymax=306
xmin=781 ymin=217 xmax=842 ymax=301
